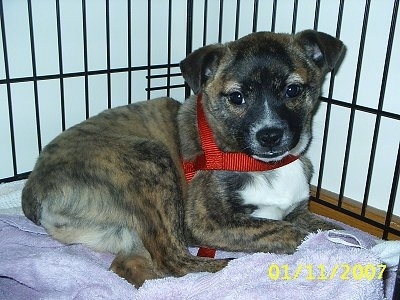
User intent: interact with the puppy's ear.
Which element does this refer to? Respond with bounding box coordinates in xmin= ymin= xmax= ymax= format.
xmin=180 ymin=44 xmax=226 ymax=94
xmin=295 ymin=30 xmax=345 ymax=72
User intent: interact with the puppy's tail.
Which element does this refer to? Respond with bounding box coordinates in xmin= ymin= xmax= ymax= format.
xmin=21 ymin=180 xmax=42 ymax=225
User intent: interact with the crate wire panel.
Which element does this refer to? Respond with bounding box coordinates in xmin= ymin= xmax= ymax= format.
xmin=0 ymin=0 xmax=187 ymax=181
xmin=0 ymin=0 xmax=400 ymax=242
xmin=312 ymin=0 xmax=400 ymax=240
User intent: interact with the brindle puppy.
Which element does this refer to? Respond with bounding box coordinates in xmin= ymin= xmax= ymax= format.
xmin=22 ymin=30 xmax=344 ymax=287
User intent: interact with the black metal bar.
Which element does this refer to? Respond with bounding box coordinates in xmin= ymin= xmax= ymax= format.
xmin=338 ymin=0 xmax=371 ymax=207
xmin=106 ymin=0 xmax=111 ymax=108
xmin=202 ymin=0 xmax=208 ymax=46
xmin=218 ymin=0 xmax=223 ymax=43
xmin=81 ymin=0 xmax=89 ymax=119
xmin=0 ymin=64 xmax=181 ymax=85
xmin=320 ymin=96 xmax=400 ymax=121
xmin=55 ymin=0 xmax=66 ymax=132
xmin=362 ymin=0 xmax=399 ymax=216
xmin=0 ymin=172 xmax=31 ymax=184
xmin=315 ymin=103 xmax=332 ymax=201
xmin=252 ymin=0 xmax=258 ymax=33
xmin=270 ymin=0 xmax=277 ymax=32
xmin=383 ymin=142 xmax=400 ymax=239
xmin=27 ymin=0 xmax=42 ymax=153
xmin=0 ymin=0 xmax=18 ymax=177
xmin=127 ymin=0 xmax=132 ymax=104
xmin=185 ymin=0 xmax=194 ymax=98
xmin=234 ymin=0 xmax=240 ymax=40
xmin=147 ymin=72 xmax=182 ymax=79
xmin=146 ymin=83 xmax=185 ymax=92
xmin=147 ymin=0 xmax=151 ymax=100
xmin=336 ymin=0 xmax=345 ymax=38
xmin=166 ymin=0 xmax=172 ymax=97
xmin=186 ymin=0 xmax=193 ymax=55
xmin=291 ymin=0 xmax=298 ymax=34
xmin=313 ymin=0 xmax=320 ymax=30
xmin=315 ymin=0 xmax=345 ymax=201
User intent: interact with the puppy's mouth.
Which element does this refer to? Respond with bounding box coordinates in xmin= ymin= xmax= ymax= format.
xmin=251 ymin=150 xmax=290 ymax=162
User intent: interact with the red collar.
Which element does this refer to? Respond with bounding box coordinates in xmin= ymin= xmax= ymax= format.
xmin=182 ymin=94 xmax=299 ymax=182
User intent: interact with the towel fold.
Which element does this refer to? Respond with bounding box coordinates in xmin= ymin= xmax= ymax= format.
xmin=371 ymin=240 xmax=400 ymax=269
xmin=0 ymin=180 xmax=25 ymax=215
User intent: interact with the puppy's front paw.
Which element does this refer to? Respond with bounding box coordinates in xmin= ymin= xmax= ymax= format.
xmin=315 ymin=221 xmax=343 ymax=231
xmin=270 ymin=226 xmax=309 ymax=254
xmin=300 ymin=218 xmax=344 ymax=233
xmin=110 ymin=254 xmax=161 ymax=288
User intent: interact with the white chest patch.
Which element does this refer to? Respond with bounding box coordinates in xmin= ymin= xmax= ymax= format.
xmin=239 ymin=159 xmax=309 ymax=220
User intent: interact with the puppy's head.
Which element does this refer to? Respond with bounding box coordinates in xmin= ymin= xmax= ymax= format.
xmin=180 ymin=30 xmax=344 ymax=162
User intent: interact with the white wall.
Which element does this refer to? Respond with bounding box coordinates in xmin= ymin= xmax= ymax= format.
xmin=0 ymin=0 xmax=398 ymax=215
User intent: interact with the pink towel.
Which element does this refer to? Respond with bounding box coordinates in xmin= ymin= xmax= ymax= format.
xmin=0 ymin=214 xmax=396 ymax=299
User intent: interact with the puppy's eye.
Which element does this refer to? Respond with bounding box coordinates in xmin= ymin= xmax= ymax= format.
xmin=285 ymin=84 xmax=303 ymax=98
xmin=228 ymin=91 xmax=245 ymax=105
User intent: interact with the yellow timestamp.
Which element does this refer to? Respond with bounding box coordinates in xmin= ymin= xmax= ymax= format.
xmin=267 ymin=263 xmax=387 ymax=281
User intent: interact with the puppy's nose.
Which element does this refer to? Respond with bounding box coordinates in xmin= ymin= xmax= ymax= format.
xmin=256 ymin=127 xmax=284 ymax=148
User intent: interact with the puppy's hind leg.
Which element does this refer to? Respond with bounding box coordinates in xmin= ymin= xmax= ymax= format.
xmin=111 ymin=145 xmax=229 ymax=287
xmin=111 ymin=244 xmax=228 ymax=288
xmin=111 ymin=253 xmax=160 ymax=288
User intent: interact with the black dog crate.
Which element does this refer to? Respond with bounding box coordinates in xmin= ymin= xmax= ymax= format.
xmin=1 ymin=0 xmax=399 ymax=254
xmin=1 ymin=0 xmax=399 ymax=298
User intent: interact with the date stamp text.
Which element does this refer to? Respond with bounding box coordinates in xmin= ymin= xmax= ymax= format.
xmin=267 ymin=263 xmax=387 ymax=281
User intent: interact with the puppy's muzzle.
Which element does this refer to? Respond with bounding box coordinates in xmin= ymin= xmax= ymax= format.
xmin=256 ymin=127 xmax=284 ymax=149
xmin=251 ymin=126 xmax=295 ymax=160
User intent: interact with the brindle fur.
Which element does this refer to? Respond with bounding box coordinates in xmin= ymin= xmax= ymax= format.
xmin=22 ymin=30 xmax=344 ymax=287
